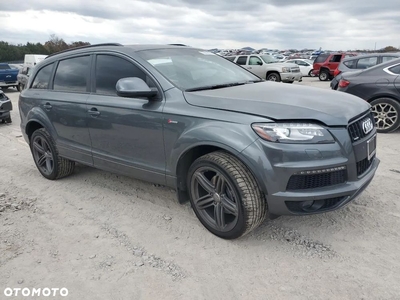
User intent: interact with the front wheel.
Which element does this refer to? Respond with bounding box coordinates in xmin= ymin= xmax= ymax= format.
xmin=266 ymin=72 xmax=281 ymax=82
xmin=371 ymin=98 xmax=400 ymax=133
xmin=187 ymin=151 xmax=268 ymax=239
xmin=30 ymin=128 xmax=75 ymax=179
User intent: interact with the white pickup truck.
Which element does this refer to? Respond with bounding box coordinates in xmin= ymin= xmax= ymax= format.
xmin=225 ymin=54 xmax=302 ymax=83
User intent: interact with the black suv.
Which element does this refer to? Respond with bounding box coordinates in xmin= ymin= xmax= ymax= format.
xmin=19 ymin=44 xmax=379 ymax=239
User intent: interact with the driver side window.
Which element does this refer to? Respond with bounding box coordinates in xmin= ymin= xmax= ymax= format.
xmin=249 ymin=56 xmax=263 ymax=66
xmin=95 ymin=55 xmax=155 ymax=96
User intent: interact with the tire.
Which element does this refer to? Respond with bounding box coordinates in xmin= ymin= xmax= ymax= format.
xmin=187 ymin=151 xmax=267 ymax=239
xmin=266 ymin=72 xmax=281 ymax=82
xmin=30 ymin=128 xmax=75 ymax=180
xmin=5 ymin=116 xmax=11 ymax=123
xmin=308 ymin=70 xmax=314 ymax=77
xmin=370 ymin=98 xmax=400 ymax=133
xmin=17 ymin=83 xmax=22 ymax=92
xmin=287 ymin=81 xmax=294 ymax=84
xmin=319 ymin=70 xmax=330 ymax=81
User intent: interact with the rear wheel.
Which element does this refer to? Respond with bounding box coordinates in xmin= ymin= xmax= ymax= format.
xmin=308 ymin=70 xmax=314 ymax=77
xmin=370 ymin=98 xmax=400 ymax=133
xmin=187 ymin=151 xmax=268 ymax=239
xmin=30 ymin=128 xmax=75 ymax=179
xmin=5 ymin=116 xmax=11 ymax=123
xmin=266 ymin=72 xmax=281 ymax=82
xmin=319 ymin=70 xmax=330 ymax=81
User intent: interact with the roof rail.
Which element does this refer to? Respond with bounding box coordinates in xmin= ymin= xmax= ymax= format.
xmin=45 ymin=43 xmax=123 ymax=59
xmin=169 ymin=44 xmax=189 ymax=46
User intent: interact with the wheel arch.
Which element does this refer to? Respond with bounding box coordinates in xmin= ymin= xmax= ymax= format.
xmin=175 ymin=143 xmax=265 ymax=204
xmin=25 ymin=107 xmax=57 ymax=143
xmin=367 ymin=94 xmax=400 ymax=104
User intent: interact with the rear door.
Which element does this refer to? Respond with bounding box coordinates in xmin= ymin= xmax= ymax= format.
xmin=43 ymin=56 xmax=92 ymax=164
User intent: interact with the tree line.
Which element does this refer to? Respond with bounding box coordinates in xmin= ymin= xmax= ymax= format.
xmin=0 ymin=35 xmax=90 ymax=63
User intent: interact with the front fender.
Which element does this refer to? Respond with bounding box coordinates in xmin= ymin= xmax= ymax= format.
xmin=167 ymin=121 xmax=258 ymax=176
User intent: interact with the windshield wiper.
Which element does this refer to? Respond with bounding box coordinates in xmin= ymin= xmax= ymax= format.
xmin=185 ymin=80 xmax=261 ymax=92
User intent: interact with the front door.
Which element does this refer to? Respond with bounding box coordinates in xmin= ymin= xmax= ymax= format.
xmin=247 ymin=56 xmax=265 ymax=78
xmin=87 ymin=54 xmax=166 ymax=184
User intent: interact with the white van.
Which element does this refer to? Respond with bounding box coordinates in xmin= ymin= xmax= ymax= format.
xmin=24 ymin=54 xmax=48 ymax=68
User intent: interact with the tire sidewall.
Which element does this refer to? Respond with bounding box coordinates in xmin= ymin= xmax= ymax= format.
xmin=30 ymin=129 xmax=59 ymax=180
xmin=187 ymin=158 xmax=246 ymax=239
xmin=267 ymin=73 xmax=281 ymax=82
xmin=370 ymin=98 xmax=400 ymax=133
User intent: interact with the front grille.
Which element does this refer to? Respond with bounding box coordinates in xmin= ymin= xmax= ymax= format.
xmin=286 ymin=170 xmax=347 ymax=191
xmin=286 ymin=196 xmax=346 ymax=213
xmin=357 ymin=156 xmax=374 ymax=176
xmin=348 ymin=112 xmax=375 ymax=142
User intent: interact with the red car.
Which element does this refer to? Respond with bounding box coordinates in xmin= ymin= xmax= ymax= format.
xmin=313 ymin=53 xmax=356 ymax=81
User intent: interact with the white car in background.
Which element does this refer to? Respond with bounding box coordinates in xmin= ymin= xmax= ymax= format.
xmin=285 ymin=59 xmax=314 ymax=77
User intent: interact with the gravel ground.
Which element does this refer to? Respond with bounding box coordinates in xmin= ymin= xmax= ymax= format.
xmin=1 ymin=77 xmax=400 ymax=299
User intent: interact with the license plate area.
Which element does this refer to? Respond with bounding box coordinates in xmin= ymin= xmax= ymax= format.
xmin=367 ymin=135 xmax=377 ymax=160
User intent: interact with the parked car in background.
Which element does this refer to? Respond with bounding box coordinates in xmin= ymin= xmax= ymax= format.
xmin=0 ymin=63 xmax=20 ymax=91
xmin=338 ymin=58 xmax=400 ymax=133
xmin=19 ymin=44 xmax=378 ymax=239
xmin=226 ymin=55 xmax=302 ymax=83
xmin=0 ymin=89 xmax=12 ymax=123
xmin=17 ymin=66 xmax=34 ymax=90
xmin=285 ymin=59 xmax=314 ymax=77
xmin=331 ymin=53 xmax=400 ymax=90
xmin=313 ymin=53 xmax=356 ymax=81
xmin=24 ymin=54 xmax=48 ymax=68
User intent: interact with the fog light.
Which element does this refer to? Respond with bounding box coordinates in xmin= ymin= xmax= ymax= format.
xmin=301 ymin=200 xmax=314 ymax=210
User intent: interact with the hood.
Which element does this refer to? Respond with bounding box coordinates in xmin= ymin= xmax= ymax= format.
xmin=183 ymin=82 xmax=370 ymax=126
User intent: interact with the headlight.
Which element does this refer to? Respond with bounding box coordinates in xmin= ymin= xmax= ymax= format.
xmin=282 ymin=67 xmax=291 ymax=73
xmin=252 ymin=123 xmax=335 ymax=144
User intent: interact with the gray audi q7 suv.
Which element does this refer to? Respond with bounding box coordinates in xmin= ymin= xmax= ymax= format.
xmin=19 ymin=44 xmax=380 ymax=239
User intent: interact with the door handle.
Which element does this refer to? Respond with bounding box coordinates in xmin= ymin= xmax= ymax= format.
xmin=43 ymin=103 xmax=52 ymax=110
xmin=247 ymin=67 xmax=252 ymax=69
xmin=88 ymin=107 xmax=101 ymax=117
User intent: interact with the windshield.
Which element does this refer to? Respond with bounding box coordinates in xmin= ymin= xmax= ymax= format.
xmin=260 ymin=55 xmax=279 ymax=64
xmin=137 ymin=48 xmax=260 ymax=91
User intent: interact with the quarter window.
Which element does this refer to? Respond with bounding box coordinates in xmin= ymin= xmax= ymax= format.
xmin=53 ymin=56 xmax=90 ymax=92
xmin=329 ymin=55 xmax=342 ymax=63
xmin=31 ymin=63 xmax=54 ymax=89
xmin=388 ymin=64 xmax=400 ymax=75
xmin=95 ymin=55 xmax=150 ymax=95
xmin=343 ymin=60 xmax=357 ymax=69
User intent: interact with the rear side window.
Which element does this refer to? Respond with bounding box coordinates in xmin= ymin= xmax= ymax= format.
xmin=95 ymin=55 xmax=149 ymax=95
xmin=314 ymin=54 xmax=329 ymax=63
xmin=382 ymin=56 xmax=398 ymax=63
xmin=236 ymin=56 xmax=247 ymax=65
xmin=31 ymin=63 xmax=54 ymax=89
xmin=53 ymin=56 xmax=90 ymax=93
xmin=356 ymin=57 xmax=378 ymax=69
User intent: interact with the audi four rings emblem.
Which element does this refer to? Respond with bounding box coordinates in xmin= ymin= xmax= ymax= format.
xmin=362 ymin=118 xmax=374 ymax=134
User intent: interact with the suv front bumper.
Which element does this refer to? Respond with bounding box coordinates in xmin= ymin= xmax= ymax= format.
xmin=239 ymin=121 xmax=379 ymax=216
xmin=281 ymin=72 xmax=302 ymax=83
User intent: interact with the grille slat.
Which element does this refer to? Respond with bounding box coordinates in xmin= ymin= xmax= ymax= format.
xmin=287 ymin=170 xmax=347 ymax=191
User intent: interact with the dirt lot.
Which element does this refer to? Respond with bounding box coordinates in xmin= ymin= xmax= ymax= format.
xmin=1 ymin=78 xmax=400 ymax=299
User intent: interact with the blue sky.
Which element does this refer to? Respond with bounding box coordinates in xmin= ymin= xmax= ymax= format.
xmin=0 ymin=0 xmax=399 ymax=50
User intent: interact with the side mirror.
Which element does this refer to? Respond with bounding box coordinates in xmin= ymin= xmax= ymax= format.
xmin=257 ymin=61 xmax=263 ymax=65
xmin=116 ymin=77 xmax=158 ymax=99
